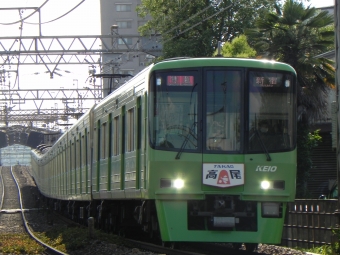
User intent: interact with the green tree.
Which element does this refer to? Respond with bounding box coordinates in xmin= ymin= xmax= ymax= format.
xmin=246 ymin=0 xmax=334 ymax=122
xmin=214 ymin=34 xmax=256 ymax=57
xmin=212 ymin=0 xmax=279 ymax=43
xmin=246 ymin=0 xmax=334 ymax=198
xmin=137 ymin=0 xmax=279 ymax=59
xmin=137 ymin=0 xmax=215 ymax=58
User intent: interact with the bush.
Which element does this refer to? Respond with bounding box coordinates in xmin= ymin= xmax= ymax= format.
xmin=296 ymin=123 xmax=322 ymax=198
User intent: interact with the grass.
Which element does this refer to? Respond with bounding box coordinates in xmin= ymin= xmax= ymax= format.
xmin=33 ymin=225 xmax=125 ymax=253
xmin=0 ymin=224 xmax=126 ymax=254
xmin=0 ymin=233 xmax=45 ymax=254
xmin=307 ymin=245 xmax=333 ymax=255
xmin=294 ymin=244 xmax=337 ymax=255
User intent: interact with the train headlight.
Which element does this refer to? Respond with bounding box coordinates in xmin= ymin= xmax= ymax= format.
xmin=160 ymin=178 xmax=185 ymax=189
xmin=173 ymin=179 xmax=184 ymax=189
xmin=261 ymin=180 xmax=270 ymax=189
xmin=260 ymin=180 xmax=285 ymax=190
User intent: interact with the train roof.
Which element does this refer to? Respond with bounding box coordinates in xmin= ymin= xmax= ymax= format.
xmin=152 ymin=57 xmax=296 ymax=73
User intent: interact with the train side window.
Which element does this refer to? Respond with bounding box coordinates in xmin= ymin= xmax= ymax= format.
xmin=101 ymin=122 xmax=107 ymax=159
xmin=76 ymin=137 xmax=80 ymax=169
xmin=113 ymin=116 xmax=120 ymax=155
xmin=71 ymin=141 xmax=75 ymax=170
xmin=69 ymin=141 xmax=73 ymax=193
xmin=127 ymin=108 xmax=135 ymax=152
xmin=109 ymin=114 xmax=113 ymax=157
xmin=79 ymin=134 xmax=82 ymax=168
xmin=81 ymin=134 xmax=85 ymax=166
xmin=86 ymin=130 xmax=89 ymax=166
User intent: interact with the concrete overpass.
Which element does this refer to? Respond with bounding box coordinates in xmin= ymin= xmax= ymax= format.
xmin=0 ymin=125 xmax=61 ymax=149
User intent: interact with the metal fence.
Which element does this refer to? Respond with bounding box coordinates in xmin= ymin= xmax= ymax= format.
xmin=282 ymin=199 xmax=339 ymax=249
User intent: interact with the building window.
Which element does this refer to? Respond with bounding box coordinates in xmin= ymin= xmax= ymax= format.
xmin=120 ymin=70 xmax=134 ymax=75
xmin=138 ymin=21 xmax=146 ymax=27
xmin=118 ymin=38 xmax=133 ymax=45
xmin=116 ymin=4 xmax=131 ymax=12
xmin=117 ymin=21 xmax=132 ymax=28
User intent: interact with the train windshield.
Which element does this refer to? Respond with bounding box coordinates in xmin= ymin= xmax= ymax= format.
xmin=150 ymin=68 xmax=295 ymax=154
xmin=205 ymin=70 xmax=241 ymax=152
xmin=150 ymin=70 xmax=199 ymax=151
xmin=248 ymin=71 xmax=295 ymax=152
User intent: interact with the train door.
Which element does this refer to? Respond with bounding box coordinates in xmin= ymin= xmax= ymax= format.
xmin=76 ymin=135 xmax=80 ymax=195
xmin=125 ymin=105 xmax=137 ymax=192
xmin=136 ymin=96 xmax=142 ymax=189
xmin=202 ymin=68 xmax=243 ymax=189
xmin=84 ymin=128 xmax=89 ymax=194
xmin=120 ymin=106 xmax=126 ymax=190
xmin=78 ymin=133 xmax=82 ymax=195
xmin=73 ymin=136 xmax=77 ymax=195
xmin=68 ymin=141 xmax=72 ymax=196
xmin=143 ymin=93 xmax=147 ymax=189
xmin=108 ymin=113 xmax=112 ymax=191
xmin=63 ymin=144 xmax=66 ymax=197
xmin=96 ymin=120 xmax=100 ymax=192
xmin=203 ymin=69 xmax=242 ymax=153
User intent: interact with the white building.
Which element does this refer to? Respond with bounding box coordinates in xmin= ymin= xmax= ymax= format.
xmin=99 ymin=0 xmax=160 ymax=96
xmin=0 ymin=144 xmax=31 ymax=166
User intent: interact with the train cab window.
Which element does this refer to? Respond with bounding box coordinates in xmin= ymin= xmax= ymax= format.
xmin=248 ymin=71 xmax=295 ymax=152
xmin=205 ymin=70 xmax=241 ymax=152
xmin=127 ymin=108 xmax=135 ymax=152
xmin=113 ymin=116 xmax=120 ymax=155
xmin=150 ymin=70 xmax=199 ymax=151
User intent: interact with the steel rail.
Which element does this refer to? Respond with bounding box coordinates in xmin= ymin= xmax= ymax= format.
xmin=126 ymin=239 xmax=205 ymax=255
xmin=10 ymin=166 xmax=68 ymax=255
xmin=0 ymin=167 xmax=4 ymax=211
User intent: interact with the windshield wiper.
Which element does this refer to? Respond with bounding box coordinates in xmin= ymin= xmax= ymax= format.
xmin=254 ymin=129 xmax=271 ymax=161
xmin=175 ymin=83 xmax=198 ymax=160
xmin=175 ymin=122 xmax=197 ymax=160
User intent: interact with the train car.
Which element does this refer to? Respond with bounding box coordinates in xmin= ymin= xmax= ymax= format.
xmin=31 ymin=58 xmax=297 ymax=249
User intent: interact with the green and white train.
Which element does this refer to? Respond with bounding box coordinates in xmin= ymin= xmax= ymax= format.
xmin=31 ymin=57 xmax=297 ymax=248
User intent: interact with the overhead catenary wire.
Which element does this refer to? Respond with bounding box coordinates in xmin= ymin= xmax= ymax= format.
xmin=0 ymin=0 xmax=49 ymax=25
xmin=103 ymin=3 xmax=232 ymax=71
xmin=128 ymin=2 xmax=230 ymax=57
xmin=161 ymin=4 xmax=212 ymax=37
xmin=162 ymin=4 xmax=232 ymax=44
xmin=24 ymin=0 xmax=85 ymax=25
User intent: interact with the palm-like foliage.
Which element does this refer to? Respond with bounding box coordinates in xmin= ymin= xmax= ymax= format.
xmin=246 ymin=0 xmax=335 ymax=123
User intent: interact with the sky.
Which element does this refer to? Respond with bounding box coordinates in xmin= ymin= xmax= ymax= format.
xmin=308 ymin=0 xmax=334 ymax=7
xmin=0 ymin=0 xmax=101 ymax=126
xmin=0 ymin=0 xmax=336 ymax=127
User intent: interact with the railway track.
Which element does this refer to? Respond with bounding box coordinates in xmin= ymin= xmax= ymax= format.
xmin=0 ymin=165 xmax=301 ymax=255
xmin=0 ymin=166 xmax=25 ymax=234
xmin=0 ymin=166 xmax=67 ymax=255
xmin=0 ymin=165 xmax=204 ymax=255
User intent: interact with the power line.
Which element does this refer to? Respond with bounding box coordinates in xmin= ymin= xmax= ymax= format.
xmin=24 ymin=0 xmax=85 ymax=25
xmin=0 ymin=0 xmax=49 ymax=25
xmin=162 ymin=4 xmax=212 ymax=37
xmin=162 ymin=4 xmax=232 ymax=44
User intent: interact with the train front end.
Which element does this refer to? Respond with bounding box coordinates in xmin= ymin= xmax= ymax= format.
xmin=147 ymin=58 xmax=296 ymax=245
